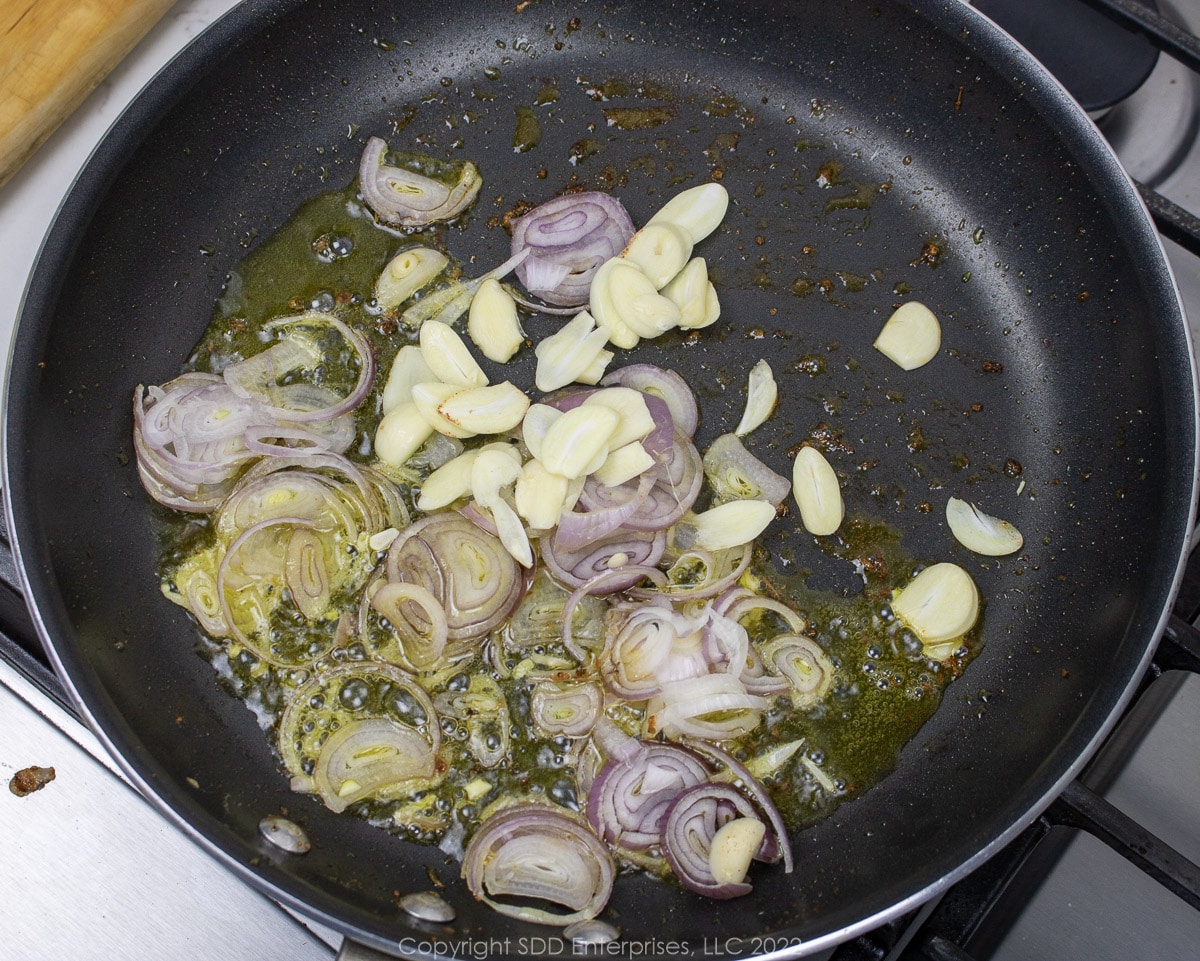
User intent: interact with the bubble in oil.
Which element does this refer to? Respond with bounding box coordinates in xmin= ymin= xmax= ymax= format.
xmin=339 ymin=679 xmax=369 ymax=710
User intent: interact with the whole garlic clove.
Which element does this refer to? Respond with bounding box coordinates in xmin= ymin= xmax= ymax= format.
xmin=792 ymin=446 xmax=844 ymax=536
xmin=891 ymin=562 xmax=979 ymax=646
xmin=874 ymin=301 xmax=941 ymax=371
xmin=946 ymin=497 xmax=1024 ymax=556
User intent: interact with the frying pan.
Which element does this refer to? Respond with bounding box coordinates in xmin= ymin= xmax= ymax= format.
xmin=4 ymin=0 xmax=1197 ymax=956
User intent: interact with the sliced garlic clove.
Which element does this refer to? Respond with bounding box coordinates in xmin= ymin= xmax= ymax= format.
xmin=470 ymin=444 xmax=524 ymax=507
xmin=891 ymin=562 xmax=979 ymax=646
xmin=374 ymin=247 xmax=449 ymax=309
xmin=621 ymin=222 xmax=694 ymax=289
xmin=689 ymin=499 xmax=776 ymax=551
xmin=534 ymin=310 xmax=613 ymax=392
xmin=514 ymin=458 xmax=570 ymax=530
xmin=874 ymin=301 xmax=941 ymax=371
xmin=467 ymin=277 xmax=524 ymax=363
xmin=417 ymin=448 xmax=481 ymax=511
xmin=618 ymin=279 xmax=682 ymax=339
xmin=709 ymin=817 xmax=767 ymax=885
xmin=646 ymin=182 xmax=730 ymax=244
xmin=792 ymin=446 xmax=843 ymax=536
xmin=381 ymin=345 xmax=435 ymax=414
xmin=487 ymin=496 xmax=534 ymax=568
xmin=577 ymin=348 xmax=615 ymax=384
xmin=411 ymin=381 xmax=473 ymax=438
xmin=660 ymin=256 xmax=722 ymax=330
xmin=592 ymin=441 xmax=655 ymax=487
xmin=374 ymin=401 xmax=435 ymax=466
xmin=419 ymin=320 xmax=488 ymax=388
xmin=539 ymin=404 xmax=621 ymax=479
xmin=734 ymin=359 xmax=778 ymax=436
xmin=582 ymin=387 xmax=655 ymax=448
xmin=589 ymin=259 xmax=641 ymax=350
xmin=437 ymin=381 xmax=530 ymax=435
xmin=522 ymin=403 xmax=563 ymax=461
xmin=946 ymin=497 xmax=1024 ymax=556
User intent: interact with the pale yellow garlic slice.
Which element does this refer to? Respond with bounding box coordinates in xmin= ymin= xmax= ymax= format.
xmin=891 ymin=562 xmax=979 ymax=646
xmin=374 ymin=401 xmax=435 ymax=466
xmin=419 ymin=319 xmax=488 ymax=388
xmin=437 ymin=382 xmax=530 ymax=435
xmin=411 ymin=381 xmax=473 ymax=438
xmin=380 ymin=345 xmax=435 ymax=414
xmin=539 ymin=405 xmax=621 ymax=479
xmin=514 ymin=459 xmax=570 ymax=530
xmin=709 ymin=817 xmax=766 ymax=885
xmin=874 ymin=301 xmax=941 ymax=371
xmin=582 ymin=387 xmax=655 ymax=448
xmin=946 ymin=497 xmax=1024 ymax=556
xmin=621 ymin=222 xmax=694 ymax=289
xmin=578 ymin=348 xmax=615 ymax=384
xmin=660 ymin=256 xmax=721 ymax=330
xmin=533 ymin=310 xmax=613 ymax=392
xmin=734 ymin=359 xmax=778 ymax=436
xmin=470 ymin=445 xmax=524 ymax=505
xmin=487 ymin=496 xmax=534 ymax=568
xmin=374 ymin=247 xmax=448 ymax=309
xmin=417 ymin=448 xmax=481 ymax=511
xmin=467 ymin=278 xmax=524 ymax=363
xmin=588 ymin=259 xmax=641 ymax=349
xmin=590 ymin=259 xmax=680 ymax=346
xmin=592 ymin=442 xmax=655 ymax=487
xmin=792 ymin=446 xmax=843 ymax=536
xmin=646 ymin=182 xmax=730 ymax=244
xmin=522 ymin=403 xmax=563 ymax=461
xmin=689 ymin=499 xmax=775 ymax=551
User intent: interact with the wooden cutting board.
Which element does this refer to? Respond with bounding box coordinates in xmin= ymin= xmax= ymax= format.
xmin=0 ymin=0 xmax=178 ymax=188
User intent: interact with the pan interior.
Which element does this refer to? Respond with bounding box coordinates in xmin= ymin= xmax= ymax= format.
xmin=5 ymin=0 xmax=1194 ymax=955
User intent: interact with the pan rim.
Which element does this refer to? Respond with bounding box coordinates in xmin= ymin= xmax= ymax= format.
xmin=4 ymin=0 xmax=1198 ymax=956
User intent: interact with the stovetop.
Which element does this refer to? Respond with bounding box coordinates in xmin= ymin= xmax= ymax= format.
xmin=1 ymin=2 xmax=1198 ymax=960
